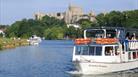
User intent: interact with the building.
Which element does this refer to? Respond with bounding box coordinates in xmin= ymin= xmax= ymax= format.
xmin=65 ymin=4 xmax=83 ymax=24
xmin=34 ymin=12 xmax=46 ymax=20
xmin=88 ymin=11 xmax=96 ymax=22
xmin=67 ymin=24 xmax=80 ymax=29
xmin=0 ymin=29 xmax=5 ymax=37
xmin=34 ymin=4 xmax=96 ymax=24
xmin=45 ymin=12 xmax=64 ymax=20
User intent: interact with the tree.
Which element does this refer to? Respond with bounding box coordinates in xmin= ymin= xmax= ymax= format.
xmin=96 ymin=13 xmax=107 ymax=27
xmin=122 ymin=10 xmax=138 ymax=28
xmin=77 ymin=19 xmax=93 ymax=29
xmin=96 ymin=10 xmax=138 ymax=28
xmin=107 ymin=11 xmax=124 ymax=27
xmin=44 ymin=27 xmax=65 ymax=40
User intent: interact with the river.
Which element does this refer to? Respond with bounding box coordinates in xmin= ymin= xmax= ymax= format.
xmin=0 ymin=40 xmax=137 ymax=77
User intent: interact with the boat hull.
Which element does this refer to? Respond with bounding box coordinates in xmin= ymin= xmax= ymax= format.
xmin=30 ymin=42 xmax=39 ymax=45
xmin=74 ymin=60 xmax=138 ymax=74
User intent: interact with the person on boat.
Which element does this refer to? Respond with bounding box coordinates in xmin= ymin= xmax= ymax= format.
xmin=125 ymin=32 xmax=130 ymax=51
xmin=105 ymin=47 xmax=113 ymax=56
xmin=130 ymin=33 xmax=136 ymax=40
xmin=105 ymin=51 xmax=110 ymax=55
xmin=110 ymin=49 xmax=114 ymax=56
xmin=125 ymin=32 xmax=131 ymax=40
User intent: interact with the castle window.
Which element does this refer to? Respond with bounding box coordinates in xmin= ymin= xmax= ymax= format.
xmin=57 ymin=13 xmax=61 ymax=16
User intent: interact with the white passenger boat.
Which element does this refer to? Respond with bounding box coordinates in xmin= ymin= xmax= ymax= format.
xmin=29 ymin=35 xmax=42 ymax=45
xmin=72 ymin=27 xmax=138 ymax=74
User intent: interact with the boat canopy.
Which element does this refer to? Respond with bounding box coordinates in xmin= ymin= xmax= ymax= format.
xmin=84 ymin=27 xmax=125 ymax=39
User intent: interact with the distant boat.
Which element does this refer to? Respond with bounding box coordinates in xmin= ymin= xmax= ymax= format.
xmin=28 ymin=35 xmax=42 ymax=45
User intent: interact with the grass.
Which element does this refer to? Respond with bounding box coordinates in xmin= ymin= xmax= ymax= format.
xmin=0 ymin=38 xmax=29 ymax=50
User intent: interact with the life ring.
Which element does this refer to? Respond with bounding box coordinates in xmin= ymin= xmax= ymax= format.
xmin=96 ymin=38 xmax=117 ymax=44
xmin=75 ymin=38 xmax=91 ymax=45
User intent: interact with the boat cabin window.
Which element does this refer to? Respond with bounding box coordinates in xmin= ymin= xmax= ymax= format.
xmin=81 ymin=46 xmax=89 ymax=55
xmin=104 ymin=46 xmax=119 ymax=56
xmin=75 ymin=46 xmax=88 ymax=55
xmin=105 ymin=46 xmax=114 ymax=56
xmin=75 ymin=46 xmax=102 ymax=56
xmin=89 ymin=46 xmax=102 ymax=56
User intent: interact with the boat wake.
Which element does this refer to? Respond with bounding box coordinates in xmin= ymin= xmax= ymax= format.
xmin=66 ymin=70 xmax=82 ymax=75
xmin=67 ymin=69 xmax=138 ymax=77
xmin=123 ymin=68 xmax=138 ymax=73
xmin=67 ymin=68 xmax=138 ymax=77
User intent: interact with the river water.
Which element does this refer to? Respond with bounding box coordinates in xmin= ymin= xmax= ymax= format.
xmin=0 ymin=40 xmax=137 ymax=77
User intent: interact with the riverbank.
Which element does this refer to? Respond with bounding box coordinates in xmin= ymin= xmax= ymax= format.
xmin=0 ymin=38 xmax=29 ymax=50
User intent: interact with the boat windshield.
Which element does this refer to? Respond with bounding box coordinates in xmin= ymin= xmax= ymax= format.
xmin=75 ymin=46 xmax=102 ymax=56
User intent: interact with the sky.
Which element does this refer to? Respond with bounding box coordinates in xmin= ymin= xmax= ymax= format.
xmin=0 ymin=0 xmax=138 ymax=25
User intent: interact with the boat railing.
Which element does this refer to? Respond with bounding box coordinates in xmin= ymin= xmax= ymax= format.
xmin=124 ymin=39 xmax=138 ymax=50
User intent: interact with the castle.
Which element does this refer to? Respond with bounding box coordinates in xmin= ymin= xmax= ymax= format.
xmin=34 ymin=4 xmax=96 ymax=24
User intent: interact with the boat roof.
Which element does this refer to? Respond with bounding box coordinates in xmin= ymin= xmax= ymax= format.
xmin=85 ymin=27 xmax=125 ymax=31
xmin=85 ymin=27 xmax=138 ymax=34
